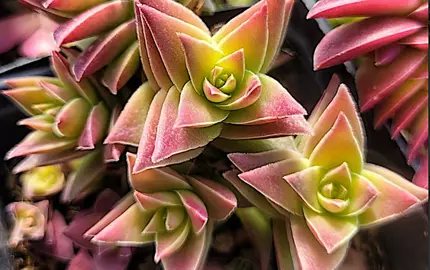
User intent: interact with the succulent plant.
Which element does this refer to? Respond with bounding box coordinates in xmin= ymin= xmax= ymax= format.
xmin=20 ymin=164 xmax=65 ymax=199
xmin=308 ymin=0 xmax=428 ymax=186
xmin=6 ymin=200 xmax=48 ymax=247
xmin=83 ymin=153 xmax=237 ymax=269
xmin=0 ymin=12 xmax=58 ymax=57
xmin=223 ymin=75 xmax=428 ymax=269
xmin=105 ymin=0 xmax=310 ymax=173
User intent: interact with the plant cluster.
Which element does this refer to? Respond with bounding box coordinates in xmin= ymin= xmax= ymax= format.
xmin=2 ymin=0 xmax=428 ymax=269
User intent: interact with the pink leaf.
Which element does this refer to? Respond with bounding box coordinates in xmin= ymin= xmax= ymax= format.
xmin=176 ymin=190 xmax=208 ymax=234
xmin=77 ymin=102 xmax=109 ymax=150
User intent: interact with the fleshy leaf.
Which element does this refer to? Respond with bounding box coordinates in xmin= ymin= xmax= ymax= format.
xmin=67 ymin=250 xmax=95 ymax=270
xmin=407 ymin=105 xmax=428 ymax=163
xmin=102 ymin=41 xmax=140 ymax=94
xmin=54 ymin=0 xmax=132 ymax=45
xmin=43 ymin=0 xmax=106 ymax=12
xmin=238 ymin=158 xmax=309 ymax=215
xmin=6 ymin=131 xmax=75 ymax=159
xmin=64 ymin=212 xmax=103 ymax=249
xmin=127 ymin=153 xmax=191 ymax=193
xmin=39 ymin=81 xmax=76 ymax=103
xmin=176 ymin=82 xmax=229 ymax=128
xmin=359 ymin=168 xmax=424 ymax=227
xmin=165 ymin=208 xmax=186 ymax=231
xmin=309 ymin=113 xmax=363 ymax=173
xmin=228 ymin=149 xmax=301 ymax=172
xmin=284 ymin=166 xmax=323 ymax=213
xmin=142 ymin=208 xmax=166 ymax=233
xmin=222 ymin=170 xmax=281 ymax=217
xmin=3 ymin=87 xmax=56 ymax=116
xmin=73 ymin=20 xmax=137 ymax=81
xmin=357 ymin=49 xmax=426 ymax=111
xmin=179 ymin=33 xmax=223 ymax=94
xmin=44 ymin=211 xmax=74 ymax=261
xmin=77 ymin=102 xmax=109 ymax=150
xmin=289 ymin=216 xmax=349 ymax=269
xmin=303 ymin=207 xmax=358 ymax=254
xmin=18 ymin=115 xmax=54 ymax=132
xmin=399 ymin=29 xmax=428 ymax=51
xmin=391 ymin=90 xmax=427 ymax=137
xmin=225 ymin=74 xmax=306 ymax=125
xmin=187 ymin=176 xmax=237 ymax=220
xmin=344 ymin=173 xmax=379 ymax=216
xmin=53 ymin=98 xmax=91 ymax=138
xmin=176 ymin=190 xmax=208 ymax=234
xmin=155 ymin=220 xmax=190 ymax=262
xmin=374 ymin=44 xmax=405 ymax=66
xmin=152 ymin=87 xmax=221 ymax=163
xmin=217 ymin=3 xmax=269 ymax=73
xmin=409 ymin=3 xmax=429 ymax=22
xmin=308 ymin=0 xmax=422 ymax=18
xmin=413 ymin=155 xmax=428 ymax=189
xmin=138 ymin=4 xmax=212 ymax=90
xmin=216 ymin=49 xmax=245 ymax=85
xmin=21 ymin=165 xmax=65 ymax=199
xmin=272 ymin=219 xmax=295 ymax=270
xmin=313 ymin=17 xmax=423 ymax=70
xmin=134 ymin=191 xmax=182 ymax=211
xmin=105 ymin=83 xmax=155 ymax=146
xmin=92 ymin=203 xmax=154 ymax=246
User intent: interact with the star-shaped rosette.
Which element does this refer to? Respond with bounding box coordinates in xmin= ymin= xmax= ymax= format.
xmin=84 ymin=153 xmax=237 ymax=270
xmin=105 ymin=0 xmax=310 ymax=173
xmin=223 ymin=75 xmax=428 ymax=269
xmin=6 ymin=200 xmax=49 ymax=247
xmin=308 ymin=0 xmax=428 ymax=179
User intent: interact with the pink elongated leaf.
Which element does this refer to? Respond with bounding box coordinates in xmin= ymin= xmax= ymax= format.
xmin=410 ymin=62 xmax=428 ymax=79
xmin=225 ymin=74 xmax=306 ymax=125
xmin=399 ymin=29 xmax=428 ymax=51
xmin=374 ymin=44 xmax=405 ymax=66
xmin=51 ymin=52 xmax=98 ymax=105
xmin=12 ymin=149 xmax=88 ymax=174
xmin=152 ymin=87 xmax=221 ymax=163
xmin=214 ymin=136 xmax=297 ymax=154
xmin=239 ymin=158 xmax=308 ymax=215
xmin=155 ymin=220 xmax=191 ymax=262
xmin=3 ymin=87 xmax=55 ymax=116
xmin=4 ymin=77 xmax=61 ymax=88
xmin=236 ymin=207 xmax=272 ymax=270
xmin=138 ymin=4 xmax=212 ymax=90
xmin=94 ymin=189 xmax=121 ymax=213
xmin=220 ymin=115 xmax=311 ymax=140
xmin=105 ymin=83 xmax=155 ymax=147
xmin=288 ymin=216 xmax=349 ymax=270
xmin=61 ymin=150 xmax=105 ymax=203
xmin=374 ymin=79 xmax=424 ymax=128
xmin=272 ymin=220 xmax=295 ymax=270
xmin=127 ymin=153 xmax=191 ymax=193
xmin=134 ymin=191 xmax=182 ymax=210
xmin=6 ymin=131 xmax=75 ymax=159
xmin=85 ymin=193 xmax=135 ymax=237
xmin=39 ymin=81 xmax=76 ymax=103
xmin=228 ymin=149 xmax=301 ymax=172
xmin=357 ymin=49 xmax=426 ymax=111
xmin=309 ymin=113 xmax=363 ymax=173
xmin=73 ymin=20 xmax=137 ymax=81
xmin=54 ymin=0 xmax=132 ymax=45
xmin=19 ymin=0 xmax=73 ymax=20
xmin=217 ymin=4 xmax=268 ymax=73
xmin=407 ymin=106 xmax=428 ymax=163
xmin=102 ymin=41 xmax=140 ymax=94
xmin=93 ymin=246 xmax=134 ymax=270
xmin=43 ymin=0 xmax=106 ymax=12
xmin=308 ymin=0 xmax=422 ymax=19
xmin=137 ymin=9 xmax=172 ymax=90
xmin=176 ymin=190 xmax=208 ymax=234
xmin=359 ymin=166 xmax=426 ymax=227
xmin=284 ymin=167 xmax=324 ymax=213
xmin=44 ymin=211 xmax=74 ymax=261
xmin=176 ymin=82 xmax=229 ymax=128
xmin=18 ymin=115 xmax=54 ymax=132
xmin=344 ymin=173 xmax=379 ymax=216
xmin=77 ymin=102 xmax=109 ymax=150
xmin=91 ymin=203 xmax=154 ymax=246
xmin=133 ymin=90 xmax=205 ymax=172
xmin=67 ymin=250 xmax=95 ymax=270
xmin=391 ymin=90 xmax=427 ymax=137
xmin=187 ymin=176 xmax=237 ymax=220
xmin=0 ymin=13 xmax=39 ymax=54
xmin=137 ymin=0 xmax=209 ymax=33
xmin=161 ymin=222 xmax=210 ymax=270
xmin=409 ymin=3 xmax=429 ymax=23
xmin=64 ymin=212 xmax=103 ymax=249
xmin=313 ymin=17 xmax=423 ymax=70
xmin=53 ymin=98 xmax=91 ymax=138
xmin=303 ymin=207 xmax=358 ymax=254
xmin=19 ymin=27 xmax=59 ymax=58
xmin=413 ymin=155 xmax=428 ymax=189
xmin=179 ymin=34 xmax=223 ymax=94
xmin=222 ymin=170 xmax=281 ymax=217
